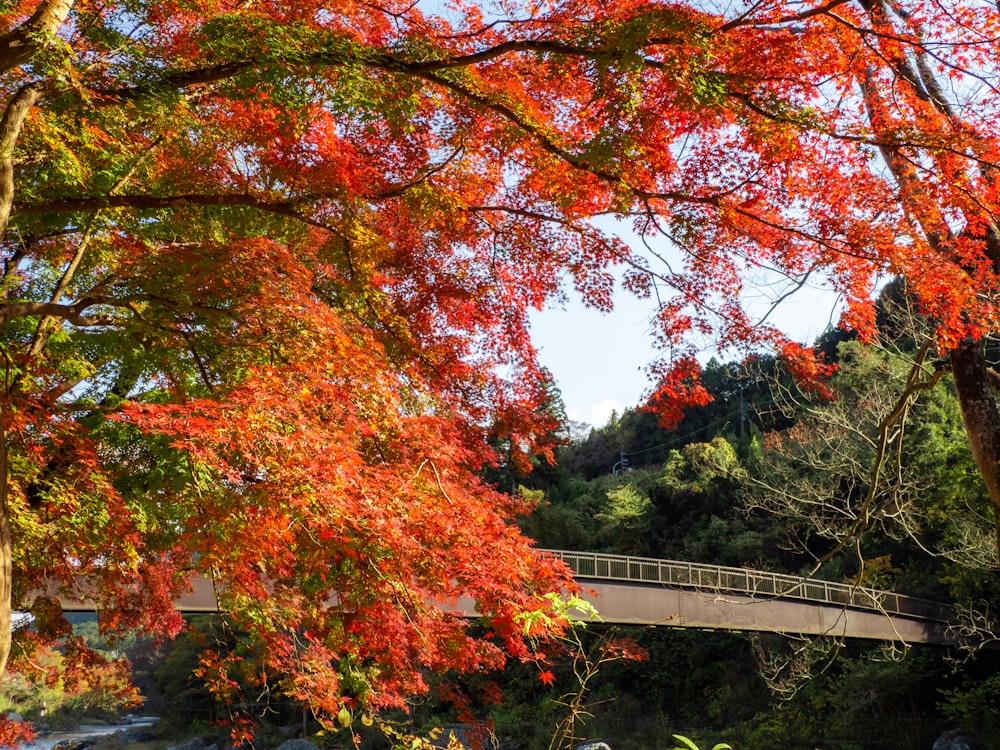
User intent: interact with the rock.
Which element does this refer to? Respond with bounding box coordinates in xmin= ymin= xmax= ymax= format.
xmin=932 ymin=729 xmax=986 ymax=750
xmin=576 ymin=743 xmax=612 ymax=750
xmin=274 ymin=740 xmax=319 ymax=750
xmin=5 ymin=713 xmax=23 ymax=723
xmin=166 ymin=738 xmax=207 ymax=750
xmin=277 ymin=723 xmax=301 ymax=738
xmin=51 ymin=741 xmax=96 ymax=750
xmin=116 ymin=729 xmax=157 ymax=744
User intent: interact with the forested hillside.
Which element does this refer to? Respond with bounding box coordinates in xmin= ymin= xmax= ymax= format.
xmin=495 ymin=280 xmax=1000 ymax=750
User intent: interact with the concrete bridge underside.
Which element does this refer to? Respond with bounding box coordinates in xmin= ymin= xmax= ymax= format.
xmin=564 ymin=580 xmax=956 ymax=645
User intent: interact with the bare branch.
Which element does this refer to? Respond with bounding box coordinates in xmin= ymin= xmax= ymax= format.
xmin=0 ymin=299 xmax=104 ymax=326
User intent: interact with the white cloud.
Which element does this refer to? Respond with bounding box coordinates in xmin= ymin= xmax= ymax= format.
xmin=569 ymin=399 xmax=626 ymax=429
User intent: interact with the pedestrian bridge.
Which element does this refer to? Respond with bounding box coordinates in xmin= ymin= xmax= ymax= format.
xmin=58 ymin=549 xmax=983 ymax=648
xmin=540 ymin=550 xmax=978 ymax=647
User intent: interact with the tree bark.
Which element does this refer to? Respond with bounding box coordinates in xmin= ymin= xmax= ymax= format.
xmin=0 ymin=0 xmax=74 ymax=682
xmin=0 ymin=82 xmax=46 ymax=241
xmin=0 ymin=413 xmax=11 ymax=678
xmin=950 ymin=338 xmax=1000 ymax=561
xmin=0 ymin=0 xmax=74 ymax=74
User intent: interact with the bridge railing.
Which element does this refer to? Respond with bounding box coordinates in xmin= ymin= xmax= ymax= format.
xmin=544 ymin=549 xmax=956 ymax=623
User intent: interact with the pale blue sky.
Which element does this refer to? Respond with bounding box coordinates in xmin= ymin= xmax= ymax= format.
xmin=530 ymin=270 xmax=844 ymax=428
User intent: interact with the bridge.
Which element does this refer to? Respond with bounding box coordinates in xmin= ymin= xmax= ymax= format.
xmin=541 ymin=550 xmax=976 ymax=647
xmin=57 ymin=550 xmax=980 ymax=647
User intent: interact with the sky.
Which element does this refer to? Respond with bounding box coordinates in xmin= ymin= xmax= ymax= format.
xmin=408 ymin=0 xmax=851 ymax=429
xmin=529 ymin=262 xmax=845 ymax=429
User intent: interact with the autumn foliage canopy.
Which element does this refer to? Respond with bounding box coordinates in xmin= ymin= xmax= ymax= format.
xmin=2 ymin=0 xmax=1000 ymax=739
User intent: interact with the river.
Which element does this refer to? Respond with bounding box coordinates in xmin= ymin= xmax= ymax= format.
xmin=16 ymin=718 xmax=158 ymax=750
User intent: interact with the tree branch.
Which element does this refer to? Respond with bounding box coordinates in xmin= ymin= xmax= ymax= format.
xmin=0 ymin=0 xmax=74 ymax=74
xmin=718 ymin=0 xmax=854 ymax=32
xmin=14 ymin=192 xmax=294 ymax=215
xmin=0 ymin=299 xmax=104 ymax=326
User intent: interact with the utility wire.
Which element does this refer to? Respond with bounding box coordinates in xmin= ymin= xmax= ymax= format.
xmin=616 ymin=395 xmax=784 ymax=458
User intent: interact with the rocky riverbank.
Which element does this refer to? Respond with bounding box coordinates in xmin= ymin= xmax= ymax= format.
xmin=16 ymin=717 xmax=159 ymax=750
xmin=38 ymin=736 xmax=320 ymax=750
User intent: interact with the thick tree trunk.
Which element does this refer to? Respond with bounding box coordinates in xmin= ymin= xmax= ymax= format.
xmin=0 ymin=416 xmax=11 ymax=679
xmin=0 ymin=1 xmax=76 ymax=685
xmin=950 ymin=338 xmax=1000 ymax=561
xmin=0 ymin=0 xmax=74 ymax=74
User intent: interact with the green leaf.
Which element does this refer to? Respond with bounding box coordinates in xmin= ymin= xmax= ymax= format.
xmin=337 ymin=706 xmax=351 ymax=728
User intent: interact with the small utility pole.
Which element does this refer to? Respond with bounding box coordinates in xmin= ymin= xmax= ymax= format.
xmin=612 ymin=432 xmax=628 ymax=475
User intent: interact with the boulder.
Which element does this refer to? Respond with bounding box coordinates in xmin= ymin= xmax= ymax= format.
xmin=576 ymin=743 xmax=612 ymax=750
xmin=932 ymin=729 xmax=986 ymax=750
xmin=116 ymin=729 xmax=157 ymax=744
xmin=274 ymin=740 xmax=319 ymax=750
xmin=166 ymin=738 xmax=207 ymax=750
xmin=50 ymin=742 xmax=95 ymax=750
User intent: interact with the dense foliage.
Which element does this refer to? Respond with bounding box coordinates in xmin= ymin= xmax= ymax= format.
xmin=11 ymin=282 xmax=1000 ymax=749
xmin=5 ymin=0 xmax=1000 ymax=743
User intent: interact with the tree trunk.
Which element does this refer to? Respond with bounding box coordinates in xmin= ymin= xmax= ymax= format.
xmin=950 ymin=338 xmax=1000 ymax=561
xmin=0 ymin=415 xmax=11 ymax=679
xmin=0 ymin=0 xmax=75 ymax=75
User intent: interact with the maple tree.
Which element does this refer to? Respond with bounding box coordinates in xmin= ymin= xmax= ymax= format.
xmin=2 ymin=0 xmax=1000 ymax=739
xmin=0 ymin=0 xmax=593 ymax=737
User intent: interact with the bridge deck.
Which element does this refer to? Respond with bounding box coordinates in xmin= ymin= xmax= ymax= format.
xmin=540 ymin=551 xmax=975 ymax=646
xmin=563 ymin=580 xmax=955 ymax=644
xmin=56 ymin=550 xmax=978 ymax=646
